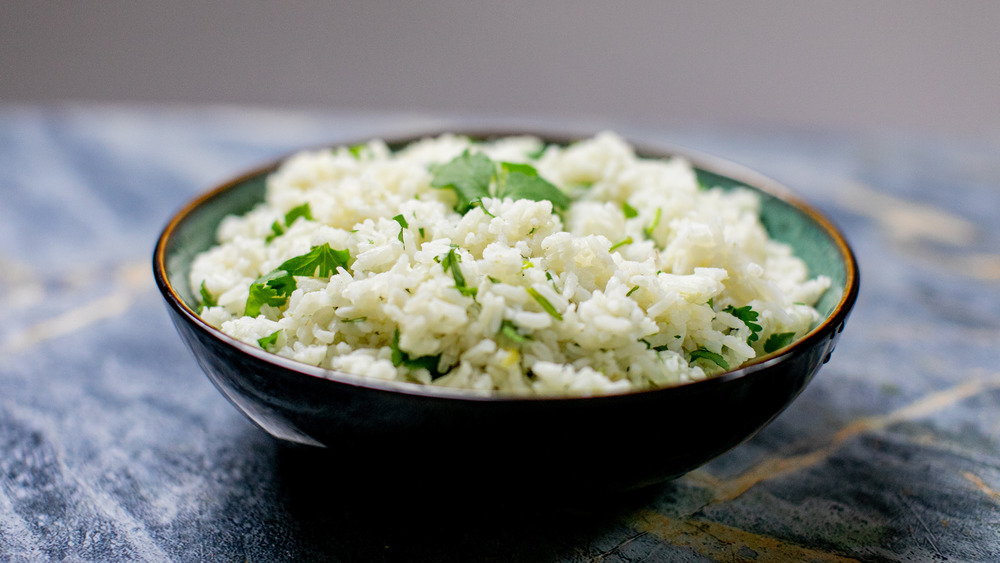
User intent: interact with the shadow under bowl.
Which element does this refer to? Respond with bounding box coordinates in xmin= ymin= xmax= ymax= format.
xmin=153 ymin=130 xmax=859 ymax=493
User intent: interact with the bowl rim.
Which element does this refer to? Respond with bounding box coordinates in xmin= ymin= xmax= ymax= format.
xmin=153 ymin=128 xmax=860 ymax=403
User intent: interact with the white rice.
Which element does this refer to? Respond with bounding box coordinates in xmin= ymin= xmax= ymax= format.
xmin=190 ymin=132 xmax=829 ymax=396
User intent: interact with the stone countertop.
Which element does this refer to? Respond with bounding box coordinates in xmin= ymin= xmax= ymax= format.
xmin=1 ymin=106 xmax=998 ymax=562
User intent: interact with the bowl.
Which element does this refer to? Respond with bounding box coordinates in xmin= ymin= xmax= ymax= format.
xmin=153 ymin=130 xmax=859 ymax=492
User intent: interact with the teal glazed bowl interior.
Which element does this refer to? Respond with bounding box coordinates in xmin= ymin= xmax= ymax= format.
xmin=153 ymin=131 xmax=859 ymax=492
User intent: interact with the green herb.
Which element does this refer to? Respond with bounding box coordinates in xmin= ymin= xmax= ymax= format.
xmin=429 ymin=150 xmax=568 ymax=213
xmin=392 ymin=214 xmax=408 ymax=243
xmin=626 ymin=285 xmax=639 ymax=297
xmin=526 ymin=144 xmax=548 ymax=160
xmin=244 ymin=244 xmax=351 ymax=316
xmin=429 ymin=150 xmax=495 ymax=213
xmin=343 ymin=316 xmax=367 ymax=323
xmin=348 ymin=144 xmax=367 ymax=159
xmin=198 ymin=281 xmax=217 ymax=313
xmin=644 ymin=207 xmax=662 ymax=240
xmin=499 ymin=319 xmax=532 ymax=344
xmin=609 ymin=236 xmax=633 ymax=252
xmin=763 ymin=332 xmax=796 ymax=353
xmin=267 ymin=203 xmax=314 ymax=243
xmin=501 ymin=168 xmax=570 ymax=210
xmin=257 ymin=330 xmax=281 ymax=350
xmin=391 ymin=329 xmax=443 ymax=375
xmin=724 ymin=305 xmax=762 ymax=344
xmin=266 ymin=221 xmax=285 ymax=243
xmin=526 ymin=287 xmax=562 ymax=321
xmin=245 ymin=269 xmax=297 ymax=317
xmin=278 ymin=243 xmax=350 ymax=278
xmin=285 ymin=202 xmax=313 ymax=226
xmin=440 ymin=247 xmax=477 ymax=297
xmin=622 ymin=201 xmax=639 ymax=219
xmin=690 ymin=347 xmax=729 ymax=370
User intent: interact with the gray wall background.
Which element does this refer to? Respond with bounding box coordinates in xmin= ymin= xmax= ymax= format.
xmin=3 ymin=1 xmax=998 ymax=136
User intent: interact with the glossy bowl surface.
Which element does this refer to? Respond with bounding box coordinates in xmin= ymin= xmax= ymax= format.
xmin=153 ymin=131 xmax=859 ymax=491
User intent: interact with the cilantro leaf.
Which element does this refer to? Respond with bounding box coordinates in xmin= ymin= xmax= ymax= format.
xmin=525 ymin=144 xmax=548 ymax=160
xmin=724 ymin=305 xmax=762 ymax=344
xmin=257 ymin=330 xmax=281 ymax=350
xmin=430 ymin=150 xmax=494 ymax=213
xmin=277 ymin=243 xmax=350 ymax=278
xmin=245 ymin=270 xmax=297 ymax=317
xmin=763 ymin=332 xmax=796 ymax=353
xmin=501 ymin=171 xmax=570 ymax=211
xmin=689 ymin=347 xmax=729 ymax=370
xmin=526 ymin=287 xmax=562 ymax=321
xmin=391 ymin=329 xmax=443 ymax=376
xmin=348 ymin=143 xmax=367 ymax=159
xmin=266 ymin=203 xmax=313 ymax=243
xmin=430 ymin=151 xmax=568 ymax=214
xmin=499 ymin=319 xmax=532 ymax=344
xmin=285 ymin=202 xmax=313 ymax=226
xmin=266 ymin=221 xmax=286 ymax=243
xmin=392 ymin=214 xmax=408 ymax=243
xmin=198 ymin=280 xmax=217 ymax=313
xmin=440 ymin=247 xmax=476 ymax=297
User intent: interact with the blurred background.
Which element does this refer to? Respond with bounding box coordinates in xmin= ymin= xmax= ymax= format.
xmin=3 ymin=1 xmax=998 ymax=137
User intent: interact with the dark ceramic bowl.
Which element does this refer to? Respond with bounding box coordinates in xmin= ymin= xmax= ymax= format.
xmin=154 ymin=131 xmax=858 ymax=492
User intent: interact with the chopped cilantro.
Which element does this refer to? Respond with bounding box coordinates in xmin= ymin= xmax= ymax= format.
xmin=626 ymin=285 xmax=639 ymax=297
xmin=764 ymin=332 xmax=796 ymax=353
xmin=724 ymin=305 xmax=762 ymax=344
xmin=391 ymin=329 xmax=443 ymax=376
xmin=429 ymin=150 xmax=568 ymax=213
xmin=266 ymin=221 xmax=285 ymax=243
xmin=609 ymin=236 xmax=633 ymax=252
xmin=257 ymin=330 xmax=281 ymax=350
xmin=285 ymin=202 xmax=313 ymax=226
xmin=348 ymin=144 xmax=367 ymax=159
xmin=245 ymin=270 xmax=297 ymax=317
xmin=429 ymin=150 xmax=494 ymax=213
xmin=440 ymin=247 xmax=476 ymax=297
xmin=526 ymin=287 xmax=562 ymax=321
xmin=690 ymin=348 xmax=729 ymax=370
xmin=499 ymin=319 xmax=532 ymax=344
xmin=266 ymin=203 xmax=313 ymax=243
xmin=392 ymin=214 xmax=408 ymax=244
xmin=278 ymin=243 xmax=350 ymax=278
xmin=622 ymin=201 xmax=639 ymax=219
xmin=244 ymin=244 xmax=350 ymax=316
xmin=525 ymin=144 xmax=548 ymax=160
xmin=198 ymin=281 xmax=217 ymax=313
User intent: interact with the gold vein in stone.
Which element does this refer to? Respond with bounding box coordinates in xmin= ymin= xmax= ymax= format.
xmin=962 ymin=472 xmax=1000 ymax=504
xmin=688 ymin=373 xmax=1000 ymax=503
xmin=1 ymin=262 xmax=152 ymax=356
xmin=837 ymin=182 xmax=976 ymax=246
xmin=630 ymin=510 xmax=861 ymax=562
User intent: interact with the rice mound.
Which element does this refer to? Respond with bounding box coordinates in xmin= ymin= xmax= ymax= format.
xmin=190 ymin=132 xmax=829 ymax=396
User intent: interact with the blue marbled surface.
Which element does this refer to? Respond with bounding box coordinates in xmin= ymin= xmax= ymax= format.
xmin=1 ymin=106 xmax=998 ymax=562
